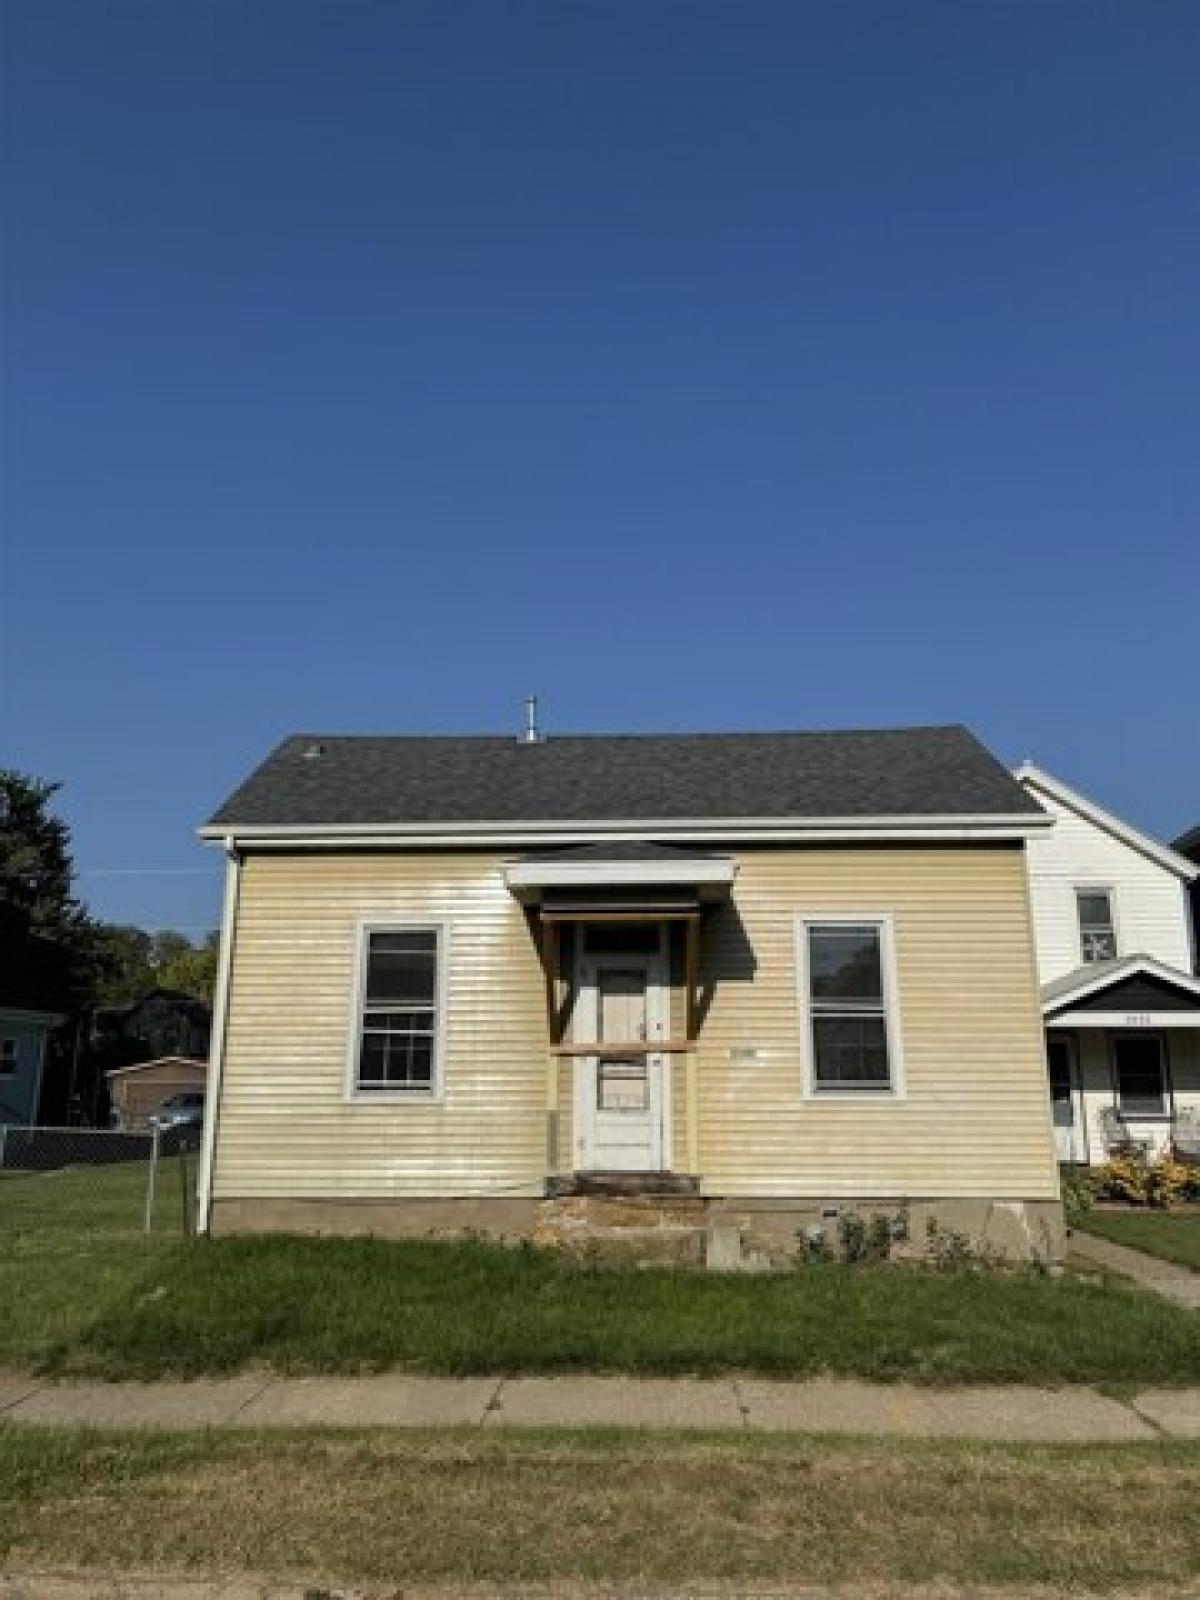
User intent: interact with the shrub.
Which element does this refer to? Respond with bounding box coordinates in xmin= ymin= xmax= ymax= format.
xmin=836 ymin=1208 xmax=908 ymax=1264
xmin=1060 ymin=1170 xmax=1096 ymax=1218
xmin=1092 ymin=1152 xmax=1194 ymax=1209
xmin=922 ymin=1216 xmax=1007 ymax=1272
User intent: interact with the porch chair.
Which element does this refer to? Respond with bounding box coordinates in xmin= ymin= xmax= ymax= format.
xmin=1098 ymin=1105 xmax=1145 ymax=1159
xmin=1172 ymin=1109 xmax=1200 ymax=1167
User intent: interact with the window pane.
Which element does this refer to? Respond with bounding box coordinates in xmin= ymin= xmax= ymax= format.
xmin=362 ymin=1009 xmax=435 ymax=1035
xmin=1115 ymin=1037 xmax=1165 ymax=1116
xmin=366 ymin=931 xmax=437 ymax=1005
xmin=812 ymin=1014 xmax=891 ymax=1088
xmin=1077 ymin=893 xmax=1116 ymax=962
xmin=358 ymin=1029 xmax=433 ymax=1090
xmin=1077 ymin=893 xmax=1113 ymax=930
xmin=358 ymin=929 xmax=439 ymax=1091
xmin=808 ymin=925 xmax=884 ymax=1004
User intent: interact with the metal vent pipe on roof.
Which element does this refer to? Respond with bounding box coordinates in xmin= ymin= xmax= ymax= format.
xmin=522 ymin=695 xmax=541 ymax=744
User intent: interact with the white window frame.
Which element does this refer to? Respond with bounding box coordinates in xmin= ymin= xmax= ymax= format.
xmin=345 ymin=921 xmax=447 ymax=1103
xmin=1111 ymin=1031 xmax=1171 ymax=1121
xmin=796 ymin=913 xmax=905 ymax=1101
xmin=0 ymin=1037 xmax=17 ymax=1077
xmin=1075 ymin=885 xmax=1119 ymax=965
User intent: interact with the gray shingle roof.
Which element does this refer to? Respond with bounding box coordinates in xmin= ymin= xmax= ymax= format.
xmin=206 ymin=725 xmax=1039 ymax=829
xmin=517 ymin=841 xmax=724 ymax=864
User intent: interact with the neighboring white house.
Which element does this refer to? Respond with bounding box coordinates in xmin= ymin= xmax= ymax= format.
xmin=1016 ymin=763 xmax=1200 ymax=1165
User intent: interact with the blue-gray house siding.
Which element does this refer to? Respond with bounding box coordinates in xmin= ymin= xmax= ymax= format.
xmin=0 ymin=1012 xmax=59 ymax=1126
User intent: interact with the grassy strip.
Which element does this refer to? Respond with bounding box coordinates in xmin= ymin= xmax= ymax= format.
xmin=1075 ymin=1210 xmax=1200 ymax=1272
xmin=1 ymin=1426 xmax=1197 ymax=1590
xmin=0 ymin=1234 xmax=180 ymax=1371
xmin=10 ymin=1232 xmax=1198 ymax=1385
xmin=0 ymin=1155 xmax=191 ymax=1236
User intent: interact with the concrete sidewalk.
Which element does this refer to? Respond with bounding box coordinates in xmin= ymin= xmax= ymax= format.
xmin=2 ymin=1371 xmax=1198 ymax=1440
xmin=1069 ymin=1228 xmax=1200 ymax=1308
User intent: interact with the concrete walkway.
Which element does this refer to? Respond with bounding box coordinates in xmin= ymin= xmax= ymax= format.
xmin=1070 ymin=1227 xmax=1200 ymax=1308
xmin=2 ymin=1371 xmax=1199 ymax=1440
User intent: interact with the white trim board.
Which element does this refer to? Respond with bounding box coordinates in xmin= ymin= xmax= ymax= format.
xmin=505 ymin=858 xmax=736 ymax=891
xmin=200 ymin=812 xmax=1051 ymax=850
xmin=1048 ymin=1011 xmax=1200 ymax=1030
xmin=195 ymin=846 xmax=242 ymax=1235
xmin=1015 ymin=763 xmax=1197 ymax=882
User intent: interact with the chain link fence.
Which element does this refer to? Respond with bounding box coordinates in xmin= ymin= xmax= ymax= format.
xmin=0 ymin=1124 xmax=201 ymax=1238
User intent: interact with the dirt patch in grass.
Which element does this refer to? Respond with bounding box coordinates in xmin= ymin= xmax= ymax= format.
xmin=1 ymin=1428 xmax=1197 ymax=1592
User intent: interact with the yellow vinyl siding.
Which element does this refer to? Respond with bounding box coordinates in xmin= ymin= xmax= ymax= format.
xmin=213 ymin=843 xmax=1058 ymax=1204
xmin=215 ymin=853 xmax=548 ymax=1200
xmin=692 ymin=845 xmax=1057 ymax=1199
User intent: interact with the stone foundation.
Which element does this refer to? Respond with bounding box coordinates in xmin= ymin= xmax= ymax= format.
xmin=706 ymin=1196 xmax=1066 ymax=1268
xmin=210 ymin=1191 xmax=1065 ymax=1266
xmin=209 ymin=1195 xmax=540 ymax=1239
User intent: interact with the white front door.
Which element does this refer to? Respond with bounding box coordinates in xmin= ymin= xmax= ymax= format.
xmin=575 ymin=950 xmax=667 ymax=1172
xmin=1047 ymin=1036 xmax=1085 ymax=1164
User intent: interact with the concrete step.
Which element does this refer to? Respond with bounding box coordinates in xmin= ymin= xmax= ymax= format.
xmin=545 ymin=1171 xmax=702 ymax=1198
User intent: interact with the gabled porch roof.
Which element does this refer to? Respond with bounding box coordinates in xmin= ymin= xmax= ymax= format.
xmin=1043 ymin=955 xmax=1200 ymax=1029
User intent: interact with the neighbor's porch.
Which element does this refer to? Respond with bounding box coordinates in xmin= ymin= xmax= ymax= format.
xmin=1044 ymin=958 xmax=1200 ymax=1167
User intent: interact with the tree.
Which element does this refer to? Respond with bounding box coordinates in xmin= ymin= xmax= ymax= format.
xmin=0 ymin=771 xmax=91 ymax=946
xmin=91 ymin=924 xmax=219 ymax=1007
xmin=155 ymin=929 xmax=219 ymax=1004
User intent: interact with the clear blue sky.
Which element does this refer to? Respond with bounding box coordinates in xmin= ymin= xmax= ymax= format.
xmin=3 ymin=1 xmax=1197 ymax=936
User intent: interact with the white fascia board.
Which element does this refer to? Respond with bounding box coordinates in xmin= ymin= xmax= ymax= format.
xmin=198 ymin=812 xmax=1052 ymax=849
xmin=104 ymin=1056 xmax=209 ymax=1079
xmin=1042 ymin=955 xmax=1200 ymax=1014
xmin=504 ymin=858 xmax=736 ymax=890
xmin=1015 ymin=763 xmax=1197 ymax=882
xmin=1049 ymin=1011 xmax=1200 ymax=1030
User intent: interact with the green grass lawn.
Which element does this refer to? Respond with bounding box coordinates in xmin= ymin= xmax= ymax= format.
xmin=3 ymin=1232 xmax=1198 ymax=1385
xmin=0 ymin=1153 xmax=192 ymax=1236
xmin=1075 ymin=1209 xmax=1200 ymax=1272
xmin=1 ymin=1426 xmax=1196 ymax=1591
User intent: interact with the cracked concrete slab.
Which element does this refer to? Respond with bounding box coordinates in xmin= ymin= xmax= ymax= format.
xmin=235 ymin=1374 xmax=497 ymax=1427
xmin=485 ymin=1375 xmax=744 ymax=1429
xmin=6 ymin=1378 xmax=270 ymax=1428
xmin=737 ymin=1378 xmax=1154 ymax=1440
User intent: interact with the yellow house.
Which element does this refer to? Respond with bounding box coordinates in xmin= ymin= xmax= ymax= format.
xmin=196 ymin=722 xmax=1064 ymax=1262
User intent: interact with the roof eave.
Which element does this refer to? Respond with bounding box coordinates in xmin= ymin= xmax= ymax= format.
xmin=1015 ymin=763 xmax=1198 ymax=881
xmin=1042 ymin=954 xmax=1200 ymax=1015
xmin=198 ymin=812 xmax=1052 ymax=848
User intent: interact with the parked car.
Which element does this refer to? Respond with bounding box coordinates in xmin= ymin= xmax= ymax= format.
xmin=149 ymin=1091 xmax=206 ymax=1132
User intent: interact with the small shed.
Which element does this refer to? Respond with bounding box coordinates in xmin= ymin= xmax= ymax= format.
xmin=106 ymin=1056 xmax=208 ymax=1130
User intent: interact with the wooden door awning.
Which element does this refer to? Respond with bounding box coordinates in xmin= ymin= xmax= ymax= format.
xmin=504 ymin=842 xmax=735 ymax=904
xmin=506 ymin=842 xmax=734 ymax=1050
